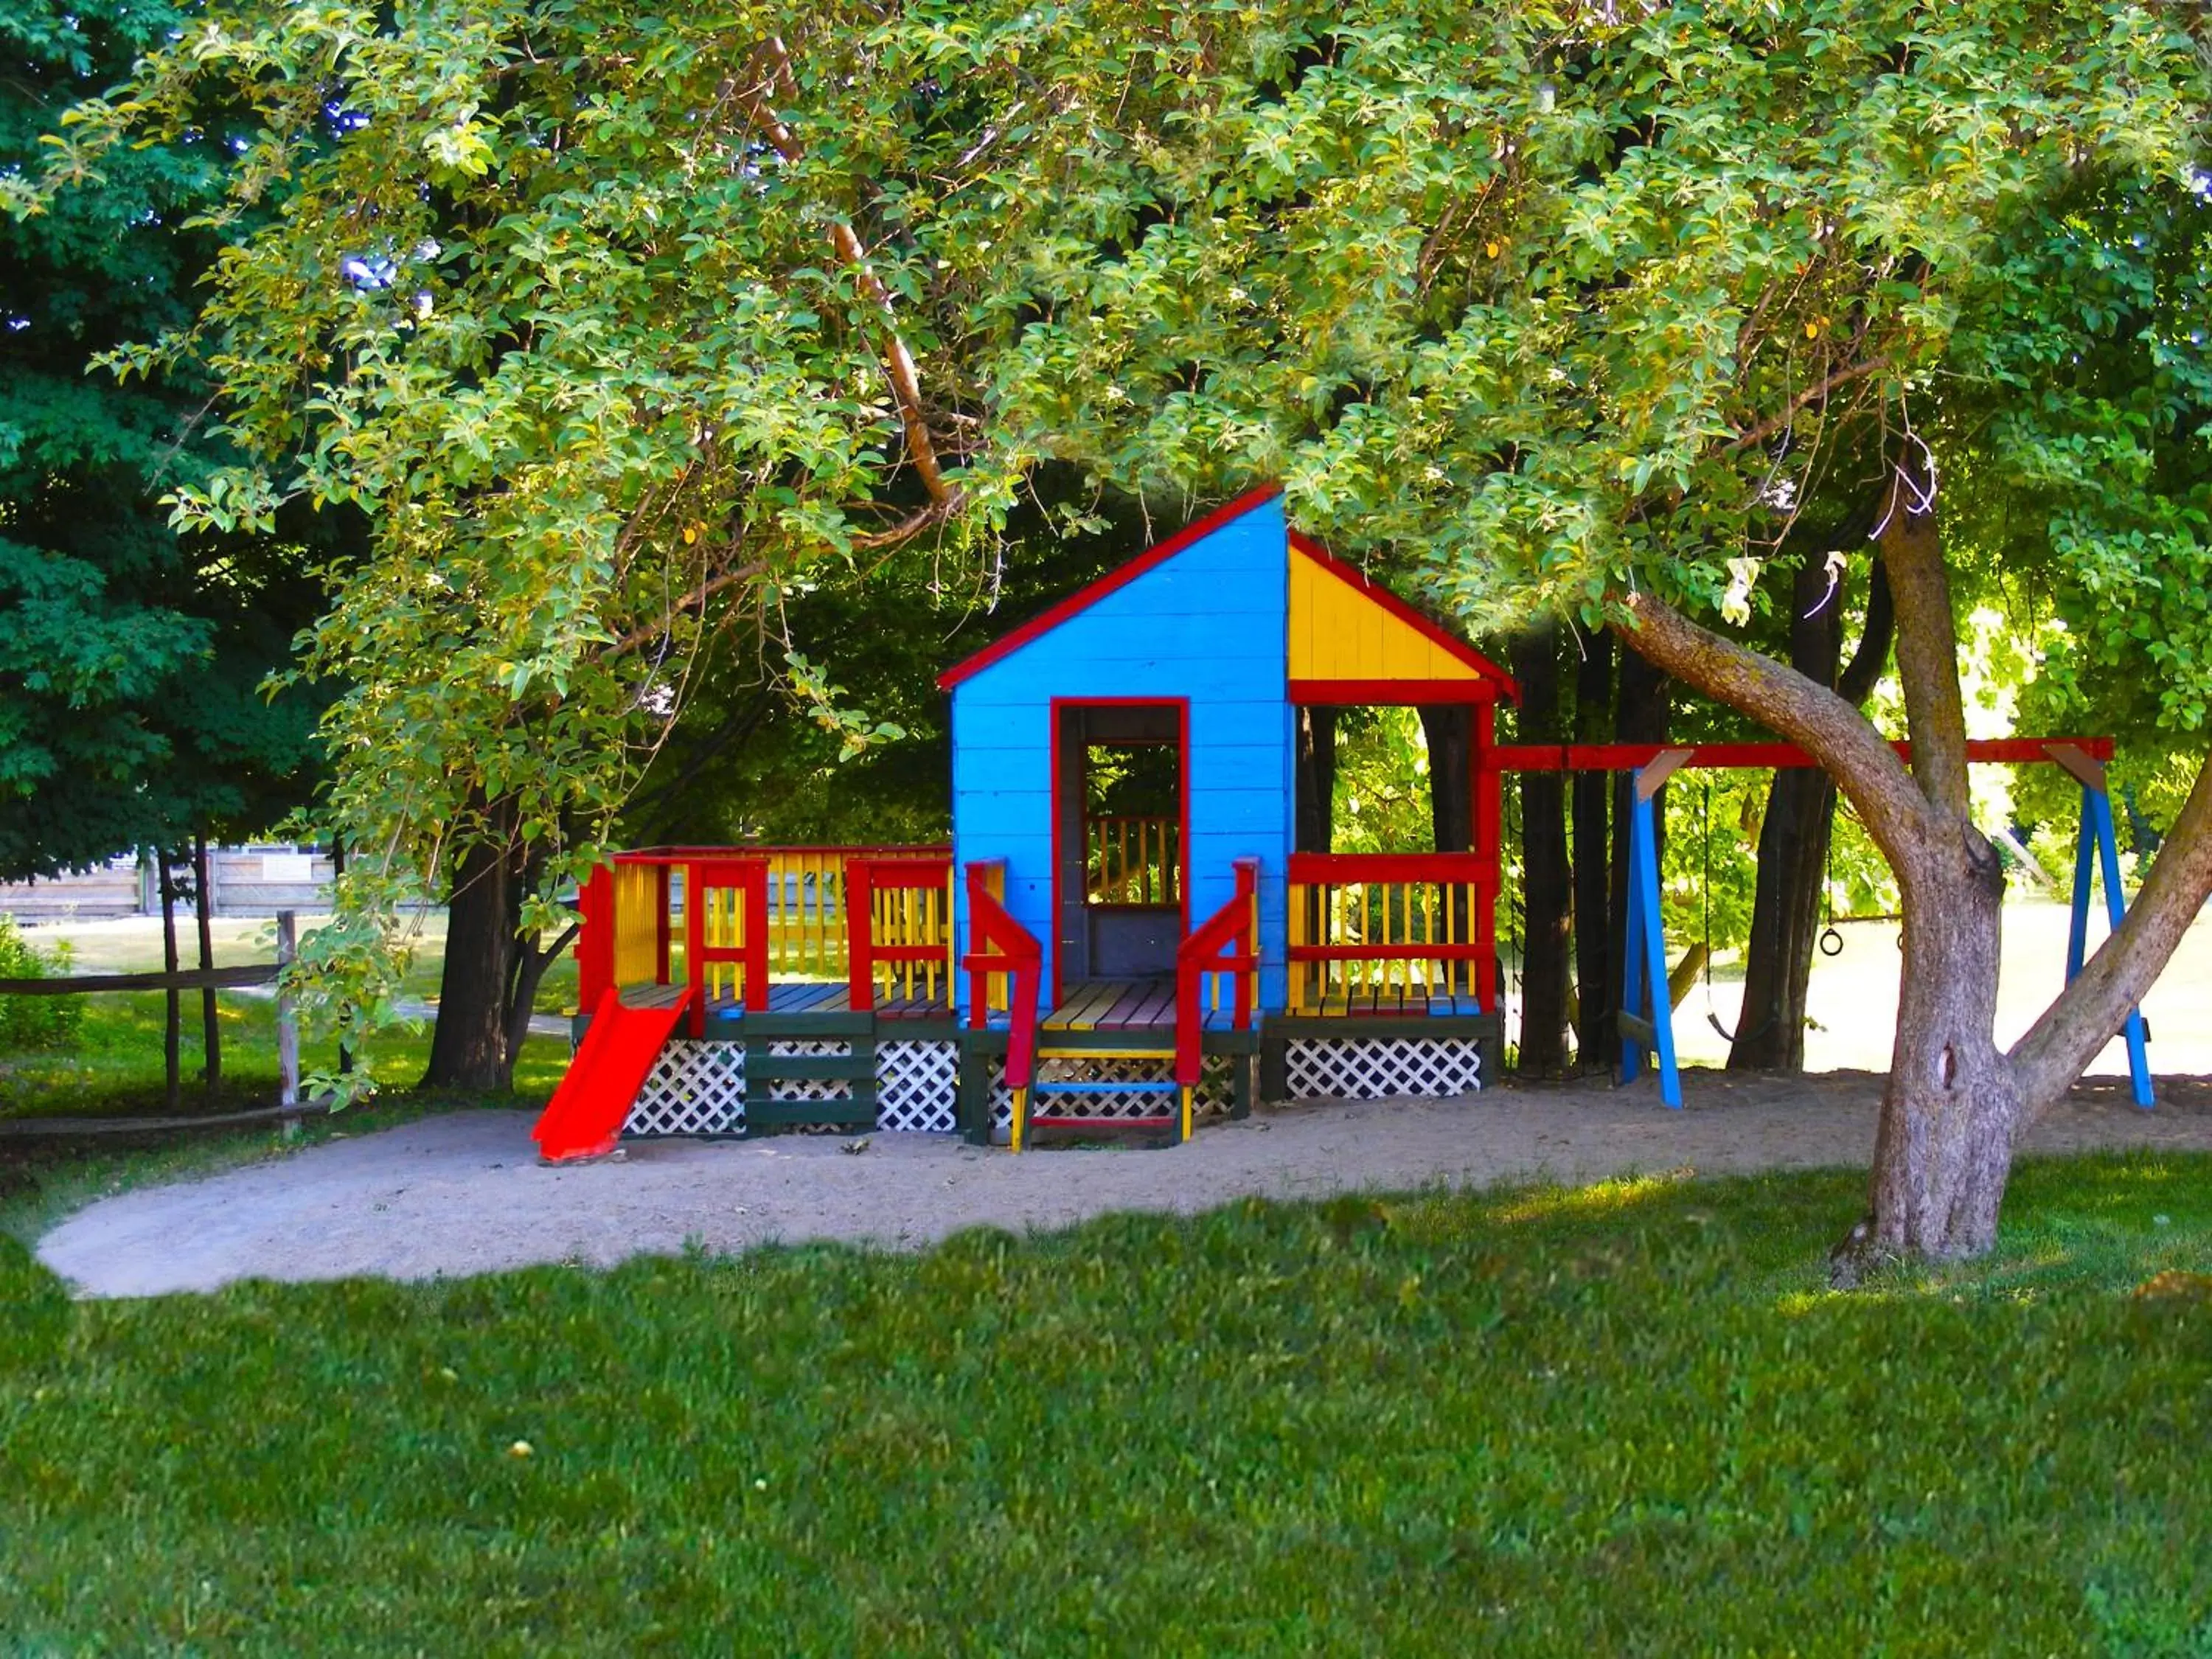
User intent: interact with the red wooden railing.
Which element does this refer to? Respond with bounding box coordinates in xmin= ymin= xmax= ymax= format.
xmin=686 ymin=858 xmax=770 ymax=1034
xmin=1175 ymin=858 xmax=1260 ymax=1086
xmin=961 ymin=860 xmax=1042 ymax=1089
xmin=848 ymin=854 xmax=955 ymax=1011
xmin=580 ymin=844 xmax=949 ymax=1023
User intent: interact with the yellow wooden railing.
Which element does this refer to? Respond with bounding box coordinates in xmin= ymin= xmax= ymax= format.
xmin=698 ymin=872 xmax=753 ymax=1006
xmin=1286 ymin=854 xmax=1494 ymax=1013
xmin=1086 ymin=815 xmax=1180 ymax=905
xmin=761 ymin=848 xmax=849 ymax=979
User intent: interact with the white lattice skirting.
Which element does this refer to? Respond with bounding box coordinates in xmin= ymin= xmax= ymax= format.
xmin=877 ymin=1040 xmax=959 ymax=1134
xmin=1282 ymin=1037 xmax=1483 ymax=1102
xmin=627 ymin=1042 xmax=745 ymax=1137
xmin=623 ymin=1039 xmax=961 ymax=1137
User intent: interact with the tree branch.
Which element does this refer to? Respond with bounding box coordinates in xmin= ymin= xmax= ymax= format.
xmin=736 ymin=40 xmax=962 ymax=513
xmin=1614 ymin=591 xmax=1928 ymax=864
xmin=2011 ymin=754 xmax=2212 ymax=1113
xmin=1727 ymin=357 xmax=1891 ymax=453
xmin=604 ymin=562 xmax=767 ymax=658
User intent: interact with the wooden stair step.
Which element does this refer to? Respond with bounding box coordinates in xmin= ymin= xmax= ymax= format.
xmin=1031 ymin=1079 xmax=1178 ymax=1097
xmin=744 ymin=1051 xmax=874 ymax=1082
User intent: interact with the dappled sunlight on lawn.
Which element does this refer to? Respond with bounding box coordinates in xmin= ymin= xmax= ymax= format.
xmin=1489 ymin=1167 xmax=1700 ymax=1225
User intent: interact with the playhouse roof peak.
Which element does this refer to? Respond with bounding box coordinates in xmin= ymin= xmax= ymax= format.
xmin=935 ymin=484 xmax=1517 ymax=703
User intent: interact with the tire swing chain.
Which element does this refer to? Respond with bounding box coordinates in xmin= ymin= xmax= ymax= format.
xmin=1702 ymin=776 xmax=1777 ymax=1048
xmin=1819 ymin=791 xmax=1847 ymax=959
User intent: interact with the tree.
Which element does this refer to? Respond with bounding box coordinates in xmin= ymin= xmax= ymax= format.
xmin=26 ymin=0 xmax=2212 ymax=1259
xmin=12 ymin=4 xmax=1047 ymax=1089
xmin=1 ymin=0 xmax=322 ymax=878
xmin=951 ymin=0 xmax=2212 ymax=1265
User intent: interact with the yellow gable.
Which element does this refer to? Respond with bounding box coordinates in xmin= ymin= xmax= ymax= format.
xmin=1287 ymin=540 xmax=1490 ymax=689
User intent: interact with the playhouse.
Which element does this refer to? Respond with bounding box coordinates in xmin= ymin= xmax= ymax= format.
xmin=533 ymin=485 xmax=1520 ymax=1158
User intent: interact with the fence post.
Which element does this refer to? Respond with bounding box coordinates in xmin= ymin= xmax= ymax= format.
xmin=276 ymin=909 xmax=300 ymax=1113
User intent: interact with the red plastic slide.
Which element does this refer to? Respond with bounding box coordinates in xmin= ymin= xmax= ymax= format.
xmin=532 ymin=988 xmax=696 ymax=1163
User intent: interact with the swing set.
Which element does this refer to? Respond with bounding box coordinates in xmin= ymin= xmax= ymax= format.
xmin=1489 ymin=736 xmax=2154 ymax=1110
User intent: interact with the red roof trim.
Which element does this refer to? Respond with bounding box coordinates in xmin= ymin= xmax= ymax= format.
xmin=936 ymin=484 xmax=1287 ymax=690
xmin=1287 ymin=530 xmax=1520 ymax=704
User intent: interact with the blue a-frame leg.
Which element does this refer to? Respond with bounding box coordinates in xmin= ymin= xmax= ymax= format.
xmin=1618 ymin=763 xmax=1683 ymax=1108
xmin=2066 ymin=782 xmax=2155 ymax=1110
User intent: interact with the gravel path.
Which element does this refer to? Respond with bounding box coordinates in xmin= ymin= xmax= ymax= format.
xmin=38 ymin=1070 xmax=2212 ymax=1298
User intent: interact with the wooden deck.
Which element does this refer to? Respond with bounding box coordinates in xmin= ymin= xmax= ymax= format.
xmin=1305 ymin=989 xmax=1489 ymax=1018
xmin=616 ymin=981 xmax=951 ymax=1018
xmin=613 ymin=976 xmax=1484 ymax=1024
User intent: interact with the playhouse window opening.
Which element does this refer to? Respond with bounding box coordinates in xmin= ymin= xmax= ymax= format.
xmin=1083 ymin=740 xmax=1180 ymax=907
xmin=1320 ymin=707 xmax=1439 ymax=855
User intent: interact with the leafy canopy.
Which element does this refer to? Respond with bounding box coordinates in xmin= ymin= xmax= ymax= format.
xmin=17 ymin=0 xmax=2209 ymax=944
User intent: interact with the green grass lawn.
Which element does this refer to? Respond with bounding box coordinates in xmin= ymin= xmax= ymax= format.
xmin=4 ymin=1152 xmax=2210 ymax=1655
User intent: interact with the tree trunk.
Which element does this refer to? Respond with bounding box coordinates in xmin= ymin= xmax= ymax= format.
xmin=1419 ymin=704 xmax=1476 ymax=1001
xmin=1511 ymin=625 xmax=1571 ymax=1074
xmin=332 ymin=836 xmax=353 ymax=1074
xmin=1419 ymin=706 xmax=1472 ymax=854
xmin=423 ymin=807 xmax=519 ymax=1093
xmin=1571 ymin=631 xmax=1614 ymax=1065
xmin=1618 ymin=554 xmax=2212 ymax=1271
xmin=1295 ymin=706 xmax=1338 ymax=854
xmin=1836 ymin=824 xmax=2020 ymax=1272
xmin=1733 ymin=553 xmax=1892 ymax=1070
xmin=504 ymin=925 xmax=578 ymax=1072
xmin=192 ymin=831 xmax=220 ymax=1096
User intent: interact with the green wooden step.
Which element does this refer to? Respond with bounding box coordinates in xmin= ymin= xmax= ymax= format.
xmin=745 ymin=1051 xmax=875 ymax=1082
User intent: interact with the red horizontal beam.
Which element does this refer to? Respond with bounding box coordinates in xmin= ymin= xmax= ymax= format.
xmin=1290 ymin=942 xmax=1492 ymax=961
xmin=1290 ymin=678 xmax=1498 ymax=706
xmin=852 ymin=863 xmax=952 ymax=888
xmin=616 ymin=844 xmax=947 ymax=862
xmin=1289 ymin=852 xmax=1495 ymax=882
xmin=1484 ymin=737 xmax=2114 ymax=773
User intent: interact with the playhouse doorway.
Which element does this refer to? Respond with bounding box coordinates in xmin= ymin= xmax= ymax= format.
xmin=1052 ymin=700 xmax=1189 ymax=995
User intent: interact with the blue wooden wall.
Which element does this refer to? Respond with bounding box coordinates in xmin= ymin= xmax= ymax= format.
xmin=950 ymin=494 xmax=1293 ymax=1014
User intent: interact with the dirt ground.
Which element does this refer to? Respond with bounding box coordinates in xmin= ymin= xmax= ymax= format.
xmin=37 ymin=1069 xmax=2212 ymax=1299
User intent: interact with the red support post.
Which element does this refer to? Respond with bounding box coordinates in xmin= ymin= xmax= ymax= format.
xmin=1234 ymin=860 xmax=1256 ymax=1030
xmin=1474 ymin=703 xmax=1500 ymax=1009
xmin=577 ymin=865 xmax=613 ymax=1010
xmin=964 ymin=863 xmax=994 ymax=1030
xmin=744 ymin=860 xmax=771 ymax=1015
xmin=848 ymin=859 xmax=877 ymax=1013
xmin=653 ymin=863 xmax=672 ymax=986
xmin=684 ymin=860 xmax=707 ymax=1037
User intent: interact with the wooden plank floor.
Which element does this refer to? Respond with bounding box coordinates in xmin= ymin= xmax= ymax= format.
xmin=1044 ymin=978 xmax=1177 ymax=1032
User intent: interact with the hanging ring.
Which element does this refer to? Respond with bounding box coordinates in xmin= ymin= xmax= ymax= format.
xmin=1819 ymin=926 xmax=1845 ymax=958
